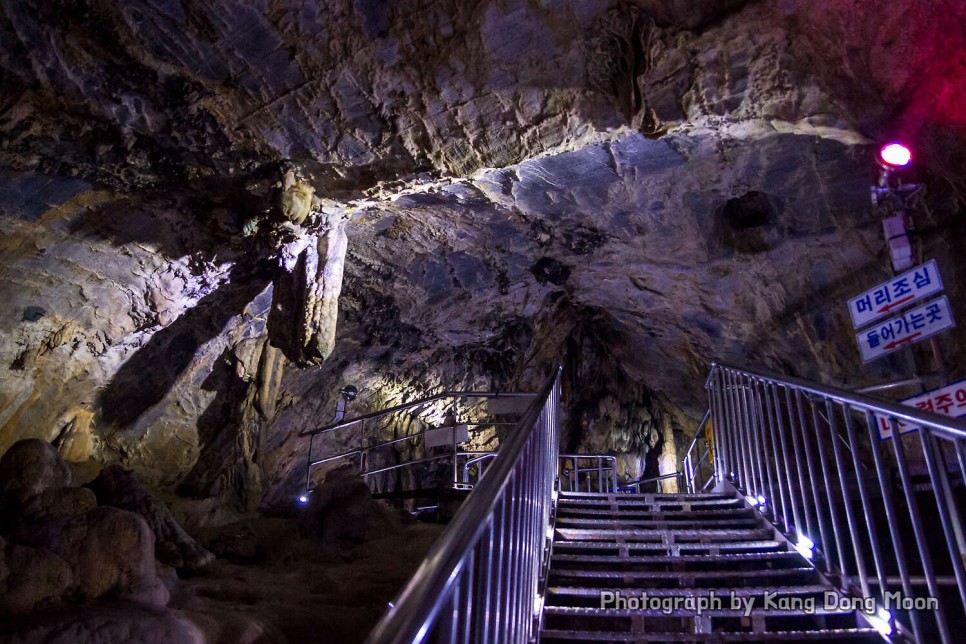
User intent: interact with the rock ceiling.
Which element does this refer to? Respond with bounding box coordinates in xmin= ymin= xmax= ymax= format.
xmin=1 ymin=0 xmax=965 ymax=505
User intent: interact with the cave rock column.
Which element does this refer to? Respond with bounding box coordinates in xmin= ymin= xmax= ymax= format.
xmin=268 ymin=213 xmax=348 ymax=366
xmin=658 ymin=414 xmax=679 ymax=493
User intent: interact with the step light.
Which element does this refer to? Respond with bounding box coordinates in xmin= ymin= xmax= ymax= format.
xmin=867 ymin=607 xmax=893 ymax=636
xmin=795 ymin=534 xmax=814 ymax=560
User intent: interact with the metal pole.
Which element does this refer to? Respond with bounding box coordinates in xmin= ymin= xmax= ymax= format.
xmin=824 ymin=400 xmax=871 ymax=599
xmin=919 ymin=430 xmax=966 ymax=616
xmin=864 ymin=410 xmax=922 ymax=641
xmin=842 ymin=406 xmax=889 ymax=607
xmin=305 ymin=434 xmax=314 ymax=494
xmin=796 ymin=390 xmax=833 ymax=573
xmin=770 ymin=382 xmax=803 ymax=535
xmin=810 ymin=394 xmax=848 ymax=578
xmin=784 ymin=386 xmax=815 ymax=539
xmin=889 ymin=418 xmax=950 ymax=644
xmin=738 ymin=371 xmax=764 ymax=498
xmin=759 ymin=380 xmax=788 ymax=527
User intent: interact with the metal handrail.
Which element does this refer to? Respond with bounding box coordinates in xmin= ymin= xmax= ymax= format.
xmin=300 ymin=390 xmax=536 ymax=437
xmin=559 ymin=454 xmax=618 ymax=493
xmin=625 ymin=471 xmax=681 ymax=493
xmin=707 ymin=361 xmax=966 ymax=644
xmin=366 ymin=366 xmax=562 ymax=644
xmin=302 ymin=390 xmax=535 ymax=494
xmin=682 ymin=410 xmax=712 ymax=493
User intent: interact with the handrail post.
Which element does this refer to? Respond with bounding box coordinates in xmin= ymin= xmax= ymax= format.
xmin=708 ymin=360 xmax=966 ymax=643
xmin=366 ymin=366 xmax=562 ymax=644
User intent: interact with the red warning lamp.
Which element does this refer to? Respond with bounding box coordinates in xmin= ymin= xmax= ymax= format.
xmin=877 ymin=143 xmax=912 ymax=170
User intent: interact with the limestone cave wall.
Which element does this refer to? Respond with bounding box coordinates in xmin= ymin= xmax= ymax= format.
xmin=0 ymin=0 xmax=964 ymax=510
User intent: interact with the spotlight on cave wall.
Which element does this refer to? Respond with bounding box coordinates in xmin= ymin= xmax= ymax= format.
xmin=334 ymin=384 xmax=359 ymax=421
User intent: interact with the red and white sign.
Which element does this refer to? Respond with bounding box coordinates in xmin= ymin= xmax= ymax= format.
xmin=875 ymin=379 xmax=966 ymax=440
xmin=848 ymin=259 xmax=943 ymax=329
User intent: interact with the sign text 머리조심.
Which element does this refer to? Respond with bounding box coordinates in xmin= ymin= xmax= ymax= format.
xmin=847 ymin=259 xmax=943 ymax=329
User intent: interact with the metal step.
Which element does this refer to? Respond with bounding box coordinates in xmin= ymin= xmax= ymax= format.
xmin=542 ymin=491 xmax=868 ymax=642
xmin=541 ymin=605 xmax=857 ymax=619
xmin=546 ymin=584 xmax=832 ymax=601
xmin=556 ymin=508 xmax=757 ymax=520
xmin=548 ymin=567 xmax=818 ymax=584
xmin=550 ymin=551 xmax=807 ymax=568
xmin=540 ymin=628 xmax=881 ymax=642
xmin=559 ymin=492 xmax=734 ymax=500
xmin=550 ymin=540 xmax=787 ymax=555
xmin=555 ymin=527 xmax=776 ymax=543
xmin=558 ymin=497 xmax=744 ymax=509
xmin=555 ymin=517 xmax=762 ymax=530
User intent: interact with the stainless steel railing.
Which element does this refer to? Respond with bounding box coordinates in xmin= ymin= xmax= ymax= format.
xmin=621 ymin=412 xmax=712 ymax=494
xmin=366 ymin=366 xmax=562 ymax=644
xmin=301 ymin=390 xmax=535 ymax=494
xmin=559 ymin=454 xmax=618 ymax=493
xmin=707 ymin=362 xmax=966 ymax=643
xmin=682 ymin=410 xmax=712 ymax=494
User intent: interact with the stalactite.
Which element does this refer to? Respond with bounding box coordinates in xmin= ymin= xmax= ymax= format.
xmin=267 ymin=213 xmax=349 ymax=366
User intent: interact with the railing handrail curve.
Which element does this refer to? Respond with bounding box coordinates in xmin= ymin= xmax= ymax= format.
xmin=710 ymin=361 xmax=966 ymax=440
xmin=301 ymin=390 xmax=536 ymax=437
xmin=365 ymin=366 xmax=562 ymax=643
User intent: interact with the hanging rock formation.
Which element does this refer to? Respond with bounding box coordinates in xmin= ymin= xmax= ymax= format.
xmin=268 ymin=213 xmax=349 ymax=367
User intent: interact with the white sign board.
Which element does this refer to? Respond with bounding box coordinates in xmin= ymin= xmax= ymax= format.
xmin=424 ymin=424 xmax=469 ymax=448
xmin=855 ymin=296 xmax=955 ymax=362
xmin=848 ymin=259 xmax=943 ymax=329
xmin=875 ymin=379 xmax=966 ymax=440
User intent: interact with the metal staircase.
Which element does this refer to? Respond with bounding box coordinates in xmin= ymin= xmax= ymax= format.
xmin=361 ymin=362 xmax=966 ymax=644
xmin=541 ymin=490 xmax=880 ymax=642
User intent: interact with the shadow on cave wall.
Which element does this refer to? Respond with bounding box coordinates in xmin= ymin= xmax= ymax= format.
xmin=98 ymin=262 xmax=272 ymax=428
xmin=62 ymin=169 xmax=282 ymax=429
xmin=176 ymin=347 xmax=260 ymax=508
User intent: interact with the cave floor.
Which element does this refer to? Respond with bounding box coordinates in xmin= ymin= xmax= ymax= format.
xmin=0 ymin=517 xmax=445 ymax=644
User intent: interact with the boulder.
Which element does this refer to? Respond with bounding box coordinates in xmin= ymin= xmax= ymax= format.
xmin=18 ymin=506 xmax=169 ymax=607
xmin=298 ymin=472 xmax=403 ymax=544
xmin=0 ymin=439 xmax=72 ymax=523
xmin=0 ymin=537 xmax=73 ymax=614
xmin=207 ymin=523 xmax=262 ymax=564
xmin=0 ymin=603 xmax=207 ymax=644
xmin=86 ymin=466 xmax=215 ymax=572
xmin=19 ymin=486 xmax=97 ymax=524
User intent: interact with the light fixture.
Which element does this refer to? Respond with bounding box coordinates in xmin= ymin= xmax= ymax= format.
xmin=795 ymin=534 xmax=814 ymax=560
xmin=878 ymin=142 xmax=912 ymax=169
xmin=867 ymin=607 xmax=893 ymax=636
xmin=334 ymin=384 xmax=359 ymax=421
xmin=340 ymin=384 xmax=359 ymax=402
xmin=298 ymin=494 xmax=309 ymax=505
